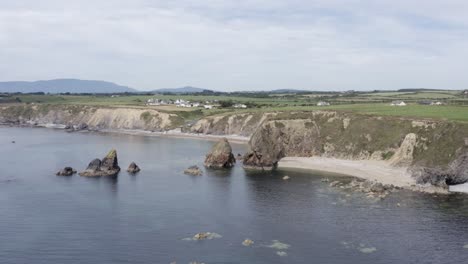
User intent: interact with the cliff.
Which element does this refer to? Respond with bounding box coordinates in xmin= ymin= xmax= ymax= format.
xmin=0 ymin=104 xmax=184 ymax=131
xmin=1 ymin=104 xmax=467 ymax=187
xmin=189 ymin=112 xmax=275 ymax=136
xmin=242 ymin=111 xmax=468 ymax=186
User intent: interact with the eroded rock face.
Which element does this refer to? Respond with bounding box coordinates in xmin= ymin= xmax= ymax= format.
xmin=389 ymin=133 xmax=417 ymax=166
xmin=56 ymin=167 xmax=77 ymax=176
xmin=204 ymin=138 xmax=236 ymax=168
xmin=79 ymin=149 xmax=121 ymax=177
xmin=412 ymin=150 xmax=468 ymax=187
xmin=127 ymin=162 xmax=141 ymax=173
xmin=449 ymin=151 xmax=468 ymax=184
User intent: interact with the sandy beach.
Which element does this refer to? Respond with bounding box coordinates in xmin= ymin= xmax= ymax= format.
xmin=278 ymin=157 xmax=416 ymax=188
xmin=98 ymin=128 xmax=250 ymax=144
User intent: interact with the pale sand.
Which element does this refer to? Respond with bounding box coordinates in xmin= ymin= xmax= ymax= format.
xmin=449 ymin=183 xmax=468 ymax=193
xmin=98 ymin=129 xmax=250 ymax=144
xmin=278 ymin=157 xmax=416 ymax=188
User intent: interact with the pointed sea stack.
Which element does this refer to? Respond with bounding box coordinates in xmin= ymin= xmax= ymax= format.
xmin=204 ymin=138 xmax=236 ymax=169
xmin=79 ymin=149 xmax=121 ymax=177
xmin=127 ymin=162 xmax=141 ymax=174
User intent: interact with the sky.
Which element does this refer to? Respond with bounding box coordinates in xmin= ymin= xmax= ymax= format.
xmin=1 ymin=0 xmax=468 ymax=91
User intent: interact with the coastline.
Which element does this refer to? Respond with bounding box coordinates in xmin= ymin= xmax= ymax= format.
xmin=98 ymin=128 xmax=250 ymax=144
xmin=1 ymin=124 xmax=465 ymax=194
xmin=0 ymin=123 xmax=250 ymax=144
xmin=278 ymin=157 xmax=449 ymax=193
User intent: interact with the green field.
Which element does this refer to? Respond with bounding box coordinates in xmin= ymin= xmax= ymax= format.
xmin=4 ymin=90 xmax=468 ymax=122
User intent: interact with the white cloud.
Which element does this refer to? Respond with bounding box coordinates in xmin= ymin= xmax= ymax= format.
xmin=0 ymin=0 xmax=467 ymax=90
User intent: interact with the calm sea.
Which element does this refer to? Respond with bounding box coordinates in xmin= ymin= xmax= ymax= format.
xmin=1 ymin=127 xmax=468 ymax=264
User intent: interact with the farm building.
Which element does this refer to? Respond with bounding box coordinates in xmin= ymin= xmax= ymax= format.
xmin=390 ymin=101 xmax=406 ymax=106
xmin=317 ymin=101 xmax=330 ymax=106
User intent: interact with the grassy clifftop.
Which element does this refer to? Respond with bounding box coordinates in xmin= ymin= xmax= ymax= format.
xmin=244 ymin=111 xmax=468 ymax=169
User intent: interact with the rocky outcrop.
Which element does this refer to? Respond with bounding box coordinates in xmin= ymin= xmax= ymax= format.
xmin=0 ymin=105 xmax=183 ymax=131
xmin=127 ymin=162 xmax=141 ymax=173
xmin=56 ymin=167 xmax=77 ymax=176
xmin=413 ymin=150 xmax=468 ymax=187
xmin=204 ymin=138 xmax=236 ymax=168
xmin=190 ymin=112 xmax=274 ymax=136
xmin=388 ymin=133 xmax=417 ymax=166
xmin=242 ymin=112 xmax=468 ymax=186
xmin=184 ymin=165 xmax=203 ymax=176
xmin=79 ymin=149 xmax=121 ymax=177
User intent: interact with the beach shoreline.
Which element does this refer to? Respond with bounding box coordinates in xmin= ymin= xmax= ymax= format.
xmin=278 ymin=157 xmax=450 ymax=193
xmin=97 ymin=128 xmax=250 ymax=144
xmin=0 ymin=124 xmax=250 ymax=144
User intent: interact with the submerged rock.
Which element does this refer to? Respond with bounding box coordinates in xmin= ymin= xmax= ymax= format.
xmin=357 ymin=245 xmax=377 ymax=254
xmin=266 ymin=240 xmax=291 ymax=250
xmin=127 ymin=162 xmax=141 ymax=174
xmin=329 ymin=181 xmax=340 ymax=187
xmin=56 ymin=167 xmax=77 ymax=176
xmin=242 ymin=149 xmax=276 ymax=170
xmin=184 ymin=165 xmax=203 ymax=176
xmin=183 ymin=232 xmax=222 ymax=241
xmin=75 ymin=123 xmax=88 ymax=131
xmin=242 ymin=239 xmax=254 ymax=246
xmin=79 ymin=149 xmax=121 ymax=177
xmin=204 ymin=138 xmax=236 ymax=169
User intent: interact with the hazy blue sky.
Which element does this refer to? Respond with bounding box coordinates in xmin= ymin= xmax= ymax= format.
xmin=1 ymin=1 xmax=467 ymax=91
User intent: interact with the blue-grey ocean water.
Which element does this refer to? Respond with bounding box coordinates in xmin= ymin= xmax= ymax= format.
xmin=1 ymin=127 xmax=468 ymax=264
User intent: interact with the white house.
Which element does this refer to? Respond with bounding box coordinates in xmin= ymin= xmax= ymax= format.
xmin=146 ymin=98 xmax=160 ymax=106
xmin=204 ymin=105 xmax=214 ymax=109
xmin=234 ymin=104 xmax=247 ymax=109
xmin=390 ymin=101 xmax=407 ymax=106
xmin=317 ymin=101 xmax=330 ymax=106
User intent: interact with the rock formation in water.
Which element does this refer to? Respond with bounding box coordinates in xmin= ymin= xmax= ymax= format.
xmin=79 ymin=149 xmax=121 ymax=177
xmin=56 ymin=167 xmax=77 ymax=176
xmin=127 ymin=162 xmax=141 ymax=173
xmin=204 ymin=138 xmax=236 ymax=168
xmin=413 ymin=150 xmax=468 ymax=187
xmin=184 ymin=165 xmax=203 ymax=176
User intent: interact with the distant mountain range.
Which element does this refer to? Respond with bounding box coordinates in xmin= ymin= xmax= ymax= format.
xmin=0 ymin=79 xmax=137 ymax=93
xmin=268 ymin=89 xmax=310 ymax=93
xmin=151 ymin=86 xmax=211 ymax=94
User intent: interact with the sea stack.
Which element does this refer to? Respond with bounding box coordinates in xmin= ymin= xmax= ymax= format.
xmin=56 ymin=167 xmax=77 ymax=176
xmin=204 ymin=138 xmax=236 ymax=168
xmin=79 ymin=149 xmax=121 ymax=177
xmin=127 ymin=162 xmax=141 ymax=174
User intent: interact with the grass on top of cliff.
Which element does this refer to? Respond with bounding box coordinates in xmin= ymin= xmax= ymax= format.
xmin=253 ymin=104 xmax=468 ymax=122
xmin=9 ymin=94 xmax=468 ymax=122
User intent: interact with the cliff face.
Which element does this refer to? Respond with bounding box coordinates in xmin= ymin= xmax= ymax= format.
xmin=190 ymin=112 xmax=275 ymax=136
xmin=242 ymin=111 xmax=468 ymax=185
xmin=0 ymin=105 xmax=183 ymax=131
xmin=2 ymin=105 xmax=467 ymax=185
